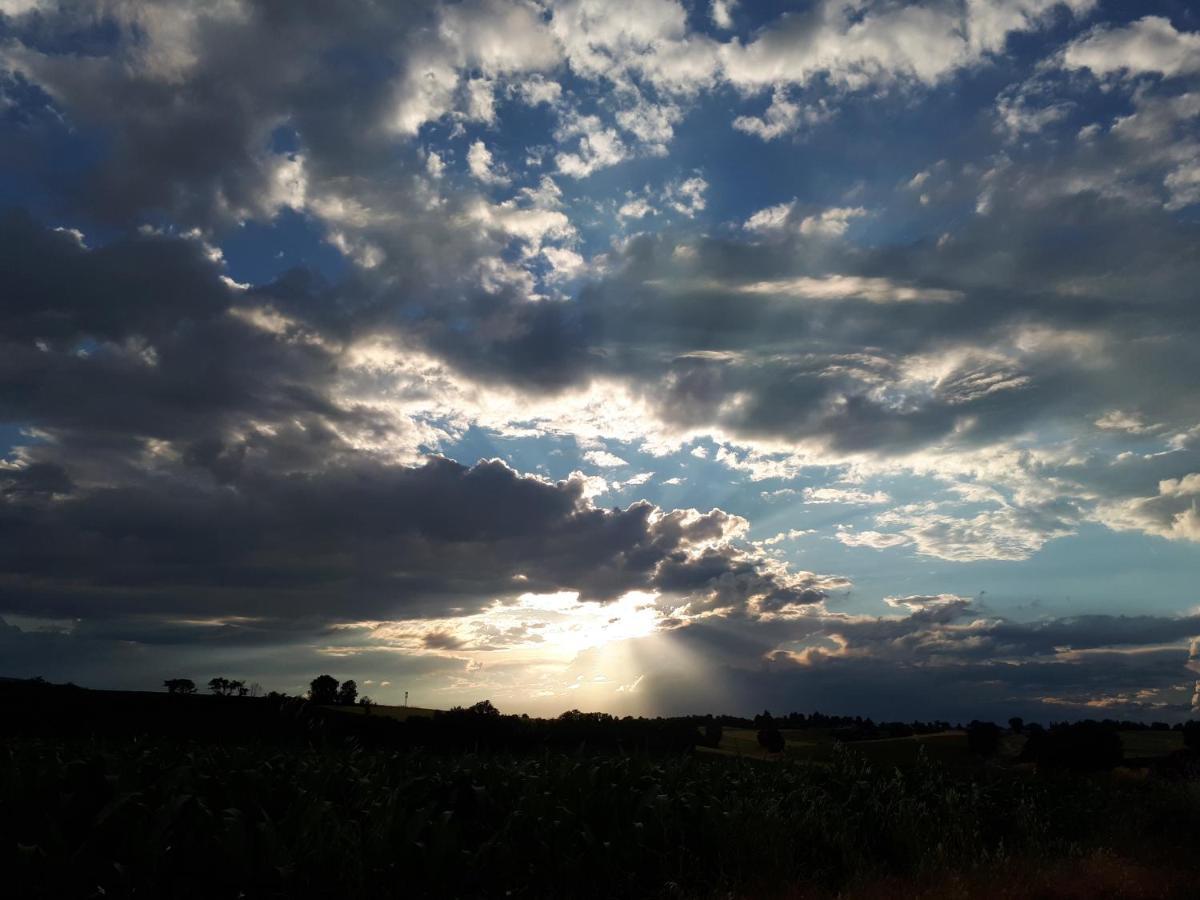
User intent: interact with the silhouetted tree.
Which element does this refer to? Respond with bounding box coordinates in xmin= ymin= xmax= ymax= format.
xmin=164 ymin=678 xmax=196 ymax=695
xmin=359 ymin=695 xmax=374 ymax=714
xmin=207 ymin=677 xmax=247 ymax=697
xmin=309 ymin=674 xmax=339 ymax=705
xmin=469 ymin=699 xmax=500 ymax=716
xmin=755 ymin=710 xmax=785 ymax=753
xmin=704 ymin=720 xmax=723 ymax=748
xmin=1008 ymin=716 xmax=1024 ymax=734
xmin=1182 ymin=720 xmax=1200 ymax=751
xmin=337 ymin=679 xmax=358 ymax=706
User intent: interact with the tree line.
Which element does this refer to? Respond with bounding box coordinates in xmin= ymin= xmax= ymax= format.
xmin=163 ymin=674 xmax=366 ymax=706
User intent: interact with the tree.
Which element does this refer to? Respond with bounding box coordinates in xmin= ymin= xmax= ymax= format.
xmin=207 ymin=677 xmax=247 ymax=697
xmin=469 ymin=699 xmax=500 ymax=716
xmin=337 ymin=679 xmax=358 ymax=706
xmin=1008 ymin=716 xmax=1024 ymax=735
xmin=309 ymin=674 xmax=339 ymax=705
xmin=1183 ymin=720 xmax=1200 ymax=751
xmin=704 ymin=720 xmax=723 ymax=748
xmin=164 ymin=678 xmax=196 ymax=695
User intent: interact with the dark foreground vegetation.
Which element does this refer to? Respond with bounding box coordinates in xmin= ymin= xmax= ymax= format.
xmin=5 ymin=680 xmax=1200 ymax=898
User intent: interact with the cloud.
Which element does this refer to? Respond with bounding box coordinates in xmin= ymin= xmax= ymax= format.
xmin=737 ymin=275 xmax=962 ymax=303
xmin=995 ymin=85 xmax=1073 ymax=140
xmin=1063 ymin=16 xmax=1200 ymax=79
xmin=0 ymin=445 xmax=843 ymax=625
xmin=836 ymin=530 xmax=910 ymax=550
xmin=804 ymin=487 xmax=890 ymax=505
xmin=583 ymin=449 xmax=628 ymax=468
xmin=555 ymin=112 xmax=629 ymax=178
xmin=632 ymin=597 xmax=1200 ymax=721
xmin=1095 ymin=410 xmax=1161 ymax=435
xmin=710 ymin=0 xmax=737 ymax=31
xmin=720 ymin=0 xmax=1092 ymax=91
xmin=663 ymin=175 xmax=707 ymax=217
xmin=0 ymin=215 xmax=855 ymax=629
xmin=744 ymin=202 xmax=866 ymax=237
xmin=618 ymin=196 xmax=655 ymax=221
xmin=732 ymin=89 xmax=831 ymax=141
xmin=4 ymin=0 xmax=1200 ymax=711
xmin=1100 ymin=474 xmax=1200 ymax=544
xmin=467 ymin=140 xmax=510 ymax=185
xmin=873 ymin=503 xmax=1079 ymax=562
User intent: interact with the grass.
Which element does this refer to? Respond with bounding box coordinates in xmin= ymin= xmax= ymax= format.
xmin=1120 ymin=730 xmax=1184 ymax=758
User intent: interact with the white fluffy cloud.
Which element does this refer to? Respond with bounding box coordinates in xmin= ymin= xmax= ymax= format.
xmin=1063 ymin=16 xmax=1200 ymax=79
xmin=1101 ymin=474 xmax=1200 ymax=544
xmin=744 ymin=202 xmax=866 ymax=237
xmin=555 ymin=113 xmax=629 ymax=178
xmin=738 ymin=275 xmax=962 ymax=304
xmin=467 ymin=140 xmax=510 ymax=185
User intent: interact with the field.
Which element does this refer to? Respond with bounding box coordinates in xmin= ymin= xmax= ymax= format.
xmin=326 ymin=703 xmax=438 ymax=722
xmin=706 ymin=727 xmax=1185 ymax=766
xmin=704 ymin=727 xmax=976 ymax=765
xmin=1120 ymin=729 xmax=1184 ymax=758
xmin=7 ymin=733 xmax=1200 ymax=898
xmin=5 ymin=685 xmax=1200 ymax=897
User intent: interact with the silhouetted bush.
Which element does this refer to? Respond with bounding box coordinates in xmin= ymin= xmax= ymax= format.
xmin=967 ymin=720 xmax=1002 ymax=757
xmin=1183 ymin=720 xmax=1200 ymax=751
xmin=1021 ymin=720 xmax=1123 ymax=771
xmin=757 ymin=726 xmax=785 ymax=753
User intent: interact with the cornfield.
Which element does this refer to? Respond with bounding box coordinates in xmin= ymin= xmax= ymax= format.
xmin=4 ymin=736 xmax=1200 ymax=898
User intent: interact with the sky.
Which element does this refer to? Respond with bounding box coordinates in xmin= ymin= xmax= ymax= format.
xmin=1 ymin=0 xmax=1200 ymax=722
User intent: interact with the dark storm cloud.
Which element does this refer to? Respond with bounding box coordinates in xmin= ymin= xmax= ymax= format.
xmin=636 ymin=599 xmax=1200 ymax=721
xmin=0 ymin=212 xmax=368 ymax=471
xmin=0 ymin=213 xmax=838 ymax=631
xmin=0 ymin=0 xmax=440 ymax=226
xmin=0 ymin=613 xmax=468 ymax=693
xmin=0 ymin=444 xmax=833 ymax=624
xmin=0 ymin=210 xmax=229 ymax=342
xmin=0 ymin=453 xmax=835 ymax=624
